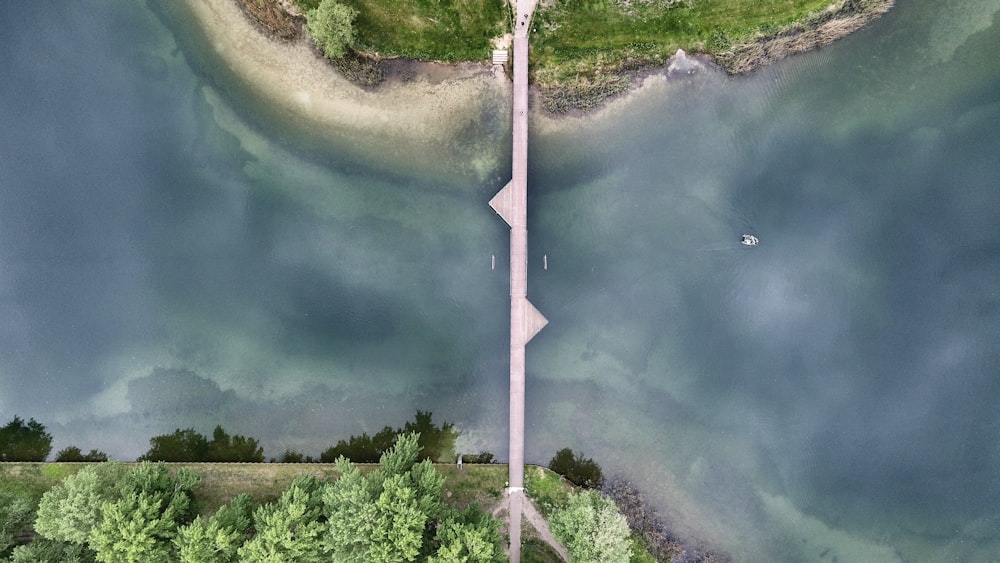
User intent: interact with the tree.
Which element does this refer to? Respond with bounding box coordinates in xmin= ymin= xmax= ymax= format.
xmin=0 ymin=415 xmax=53 ymax=461
xmin=86 ymin=462 xmax=200 ymax=562
xmin=548 ymin=448 xmax=604 ymax=489
xmin=306 ymin=0 xmax=357 ymax=59
xmin=1 ymin=490 xmax=35 ymax=558
xmin=34 ymin=462 xmax=130 ymax=544
xmin=206 ymin=426 xmax=264 ymax=462
xmin=139 ymin=428 xmax=209 ymax=462
xmin=175 ymin=494 xmax=253 ymax=563
xmin=8 ymin=538 xmax=95 ymax=562
xmin=428 ymin=506 xmax=505 ymax=563
xmin=549 ymin=490 xmax=632 ymax=563
xmin=237 ymin=476 xmax=328 ymax=562
xmin=323 ymin=432 xmax=446 ymax=562
xmin=55 ymin=447 xmax=109 ymax=462
xmin=35 ymin=461 xmax=199 ymax=562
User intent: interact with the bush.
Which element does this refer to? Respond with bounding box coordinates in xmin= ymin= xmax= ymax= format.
xmin=549 ymin=490 xmax=632 ymax=563
xmin=306 ymin=0 xmax=357 ymax=59
xmin=1 ymin=490 xmax=36 ymax=558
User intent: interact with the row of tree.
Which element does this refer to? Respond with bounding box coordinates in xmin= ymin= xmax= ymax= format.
xmin=0 ymin=411 xmax=462 ymax=464
xmin=3 ymin=433 xmax=506 ymax=562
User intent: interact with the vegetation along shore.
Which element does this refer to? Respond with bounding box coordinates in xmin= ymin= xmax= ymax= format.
xmin=2 ymin=413 xmax=727 ymax=561
xmin=237 ymin=0 xmax=894 ymax=112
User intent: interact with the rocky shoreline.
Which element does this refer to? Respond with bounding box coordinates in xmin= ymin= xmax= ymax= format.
xmin=714 ymin=0 xmax=895 ymax=75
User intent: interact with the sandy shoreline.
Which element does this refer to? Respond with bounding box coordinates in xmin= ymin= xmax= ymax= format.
xmin=181 ymin=0 xmax=511 ymax=184
xmin=185 ymin=0 xmax=894 ymax=142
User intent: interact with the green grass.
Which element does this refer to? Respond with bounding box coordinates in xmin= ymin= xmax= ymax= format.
xmin=436 ymin=464 xmax=507 ymax=511
xmin=523 ymin=537 xmax=564 ymax=562
xmin=532 ymin=0 xmax=842 ymax=83
xmin=0 ymin=463 xmax=88 ymax=503
xmin=524 ymin=465 xmax=575 ymax=517
xmin=338 ymin=0 xmax=510 ymax=61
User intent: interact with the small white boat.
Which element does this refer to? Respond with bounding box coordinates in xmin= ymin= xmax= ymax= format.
xmin=741 ymin=234 xmax=759 ymax=246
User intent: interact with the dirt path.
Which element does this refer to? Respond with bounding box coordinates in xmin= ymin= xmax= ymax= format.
xmin=494 ymin=493 xmax=570 ymax=561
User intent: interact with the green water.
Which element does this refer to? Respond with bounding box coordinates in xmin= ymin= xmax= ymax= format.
xmin=2 ymin=1 xmax=999 ymax=560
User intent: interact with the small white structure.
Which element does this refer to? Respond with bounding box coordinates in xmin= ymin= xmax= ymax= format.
xmin=492 ymin=50 xmax=509 ymax=65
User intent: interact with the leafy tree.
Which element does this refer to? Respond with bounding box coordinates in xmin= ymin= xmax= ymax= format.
xmin=1 ymin=490 xmax=35 ymax=558
xmin=88 ymin=492 xmax=177 ymax=562
xmin=428 ymin=506 xmax=505 ymax=563
xmin=548 ymin=448 xmax=604 ymax=489
xmin=34 ymin=462 xmax=129 ymax=544
xmin=139 ymin=428 xmax=209 ymax=462
xmin=0 ymin=416 xmax=53 ymax=461
xmin=206 ymin=426 xmax=264 ymax=462
xmin=319 ymin=426 xmax=396 ymax=463
xmin=175 ymin=494 xmax=253 ymax=563
xmin=549 ymin=490 xmax=632 ymax=563
xmin=86 ymin=462 xmax=200 ymax=562
xmin=323 ymin=432 xmax=446 ymax=562
xmin=306 ymin=0 xmax=357 ymax=59
xmin=55 ymin=447 xmax=109 ymax=462
xmin=237 ymin=476 xmax=328 ymax=562
xmin=8 ymin=538 xmax=95 ymax=562
xmin=35 ymin=461 xmax=199 ymax=562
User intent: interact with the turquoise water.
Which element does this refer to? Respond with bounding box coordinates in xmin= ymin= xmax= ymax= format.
xmin=2 ymin=1 xmax=999 ymax=560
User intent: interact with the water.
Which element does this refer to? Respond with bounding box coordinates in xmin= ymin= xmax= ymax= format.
xmin=2 ymin=1 xmax=1000 ymax=561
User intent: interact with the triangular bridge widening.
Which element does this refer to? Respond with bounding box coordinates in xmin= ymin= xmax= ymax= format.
xmin=522 ymin=299 xmax=548 ymax=343
xmin=489 ymin=181 xmax=514 ymax=227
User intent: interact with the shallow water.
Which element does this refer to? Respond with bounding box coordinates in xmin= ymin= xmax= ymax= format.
xmin=2 ymin=1 xmax=999 ymax=560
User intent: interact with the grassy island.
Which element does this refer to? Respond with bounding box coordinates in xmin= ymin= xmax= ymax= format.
xmin=238 ymin=0 xmax=892 ymax=112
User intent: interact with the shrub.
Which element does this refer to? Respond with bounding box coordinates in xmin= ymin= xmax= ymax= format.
xmin=306 ymin=0 xmax=357 ymax=59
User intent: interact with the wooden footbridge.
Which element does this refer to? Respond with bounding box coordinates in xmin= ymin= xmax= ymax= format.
xmin=489 ymin=2 xmax=546 ymax=561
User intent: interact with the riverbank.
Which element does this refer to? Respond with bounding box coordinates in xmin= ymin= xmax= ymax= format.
xmin=230 ymin=0 xmax=894 ymax=114
xmin=177 ymin=0 xmax=510 ymax=184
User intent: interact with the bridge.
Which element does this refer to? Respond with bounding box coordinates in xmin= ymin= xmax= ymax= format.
xmin=489 ymin=1 xmax=546 ymax=561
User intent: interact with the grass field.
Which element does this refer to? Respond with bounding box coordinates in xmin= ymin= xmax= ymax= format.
xmin=294 ymin=0 xmax=510 ymax=61
xmin=533 ymin=0 xmax=846 ymax=81
xmin=530 ymin=0 xmax=892 ymax=110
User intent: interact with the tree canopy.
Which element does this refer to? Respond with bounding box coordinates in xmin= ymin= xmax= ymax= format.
xmin=11 ymin=427 xmax=505 ymax=562
xmin=0 ymin=416 xmax=53 ymax=462
xmin=175 ymin=494 xmax=252 ymax=563
xmin=306 ymin=0 xmax=357 ymax=59
xmin=33 ymin=461 xmax=200 ymax=562
xmin=1 ymin=490 xmax=36 ymax=559
xmin=237 ymin=476 xmax=327 ymax=562
xmin=549 ymin=490 xmax=632 ymax=563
